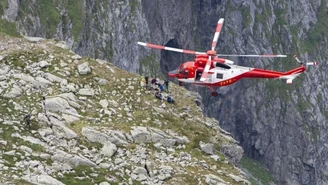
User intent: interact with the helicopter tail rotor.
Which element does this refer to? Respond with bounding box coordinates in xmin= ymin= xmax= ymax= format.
xmin=305 ymin=62 xmax=318 ymax=66
xmin=293 ymin=54 xmax=303 ymax=64
xmin=293 ymin=54 xmax=318 ymax=66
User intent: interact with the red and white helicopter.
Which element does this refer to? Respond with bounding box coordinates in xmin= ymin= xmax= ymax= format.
xmin=138 ymin=18 xmax=317 ymax=96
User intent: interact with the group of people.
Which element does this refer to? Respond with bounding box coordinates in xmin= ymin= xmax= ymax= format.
xmin=143 ymin=76 xmax=169 ymax=92
xmin=155 ymin=89 xmax=175 ymax=103
xmin=142 ymin=76 xmax=175 ymax=104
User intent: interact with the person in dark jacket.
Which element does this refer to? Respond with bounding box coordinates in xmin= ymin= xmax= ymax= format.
xmin=158 ymin=83 xmax=164 ymax=92
xmin=155 ymin=90 xmax=163 ymax=100
xmin=167 ymin=96 xmax=175 ymax=104
xmin=145 ymin=76 xmax=149 ymax=89
xmin=151 ymin=77 xmax=157 ymax=89
xmin=164 ymin=80 xmax=169 ymax=92
xmin=23 ymin=114 xmax=31 ymax=127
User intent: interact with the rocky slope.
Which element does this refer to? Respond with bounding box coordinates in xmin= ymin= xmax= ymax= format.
xmin=1 ymin=0 xmax=328 ymax=184
xmin=0 ymin=34 xmax=252 ymax=185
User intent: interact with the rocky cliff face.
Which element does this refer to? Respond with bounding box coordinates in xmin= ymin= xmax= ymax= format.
xmin=0 ymin=34 xmax=248 ymax=185
xmin=1 ymin=0 xmax=328 ymax=184
xmin=143 ymin=1 xmax=328 ymax=185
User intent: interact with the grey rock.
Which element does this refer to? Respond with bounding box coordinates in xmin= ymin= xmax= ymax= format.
xmin=220 ymin=144 xmax=243 ymax=165
xmin=228 ymin=174 xmax=250 ymax=184
xmin=100 ymin=141 xmax=117 ymax=157
xmin=131 ymin=167 xmax=148 ymax=182
xmin=61 ymin=113 xmax=80 ymax=123
xmin=130 ymin=126 xmax=152 ymax=143
xmin=78 ymin=62 xmax=91 ymax=75
xmin=82 ymin=127 xmax=128 ymax=145
xmin=43 ymin=73 xmax=66 ymax=83
xmin=0 ymin=140 xmax=7 ymax=145
xmin=55 ymin=41 xmax=69 ymax=49
xmin=78 ymin=88 xmax=95 ymax=96
xmin=15 ymin=134 xmax=49 ymax=148
xmin=108 ymin=99 xmax=119 ymax=107
xmin=51 ymin=150 xmax=97 ymax=168
xmin=3 ymin=85 xmax=22 ymax=98
xmin=0 ymin=65 xmax=10 ymax=75
xmin=99 ymin=99 xmax=109 ymax=109
xmin=158 ymin=165 xmax=173 ymax=181
xmin=4 ymin=150 xmax=15 ymax=156
xmin=22 ymin=174 xmax=65 ymax=185
xmin=160 ymin=139 xmax=176 ymax=148
xmin=38 ymin=60 xmax=50 ymax=68
xmin=45 ymin=96 xmax=81 ymax=117
xmin=19 ymin=146 xmax=33 ymax=154
xmin=99 ymin=182 xmax=111 ymax=185
xmin=205 ymin=174 xmax=227 ymax=185
xmin=98 ymin=78 xmax=108 ymax=85
xmin=51 ymin=120 xmax=78 ymax=139
xmin=99 ymin=163 xmax=111 ymax=169
xmin=24 ymin=36 xmax=45 ymax=43
xmin=72 ymin=54 xmax=82 ymax=60
xmin=35 ymin=76 xmax=53 ymax=87
xmin=200 ymin=141 xmax=214 ymax=155
xmin=39 ymin=153 xmax=51 ymax=160
xmin=210 ymin=155 xmax=220 ymax=161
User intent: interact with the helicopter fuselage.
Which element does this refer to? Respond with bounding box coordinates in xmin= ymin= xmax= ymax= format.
xmin=168 ymin=58 xmax=306 ymax=86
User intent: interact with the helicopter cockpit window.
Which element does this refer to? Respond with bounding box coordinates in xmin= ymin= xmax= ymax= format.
xmin=184 ymin=70 xmax=189 ymax=78
xmin=178 ymin=66 xmax=184 ymax=75
xmin=217 ymin=73 xmax=223 ymax=79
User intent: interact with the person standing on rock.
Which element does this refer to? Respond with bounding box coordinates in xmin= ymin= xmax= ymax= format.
xmin=151 ymin=77 xmax=157 ymax=89
xmin=23 ymin=114 xmax=31 ymax=127
xmin=164 ymin=80 xmax=169 ymax=92
xmin=145 ymin=76 xmax=149 ymax=89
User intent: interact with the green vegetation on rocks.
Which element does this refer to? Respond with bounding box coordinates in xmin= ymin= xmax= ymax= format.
xmin=240 ymin=156 xmax=276 ymax=185
xmin=0 ymin=33 xmax=248 ymax=185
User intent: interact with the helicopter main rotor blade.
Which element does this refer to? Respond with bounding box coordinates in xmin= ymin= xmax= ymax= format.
xmin=137 ymin=42 xmax=206 ymax=55
xmin=211 ymin=18 xmax=224 ymax=51
xmin=200 ymin=55 xmax=212 ymax=82
xmin=216 ymin=54 xmax=287 ymax=57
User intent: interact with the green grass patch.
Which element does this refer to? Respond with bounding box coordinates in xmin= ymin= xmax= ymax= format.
xmin=300 ymin=0 xmax=328 ymax=53
xmin=65 ymin=0 xmax=83 ymax=40
xmin=240 ymin=156 xmax=275 ymax=185
xmin=37 ymin=0 xmax=61 ymax=37
xmin=58 ymin=166 xmax=118 ymax=185
xmin=0 ymin=19 xmax=19 ymax=37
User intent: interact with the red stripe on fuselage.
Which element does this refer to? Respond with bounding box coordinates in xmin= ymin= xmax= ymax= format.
xmin=243 ymin=68 xmax=284 ymax=78
xmin=284 ymin=66 xmax=306 ymax=75
xmin=192 ymin=66 xmax=306 ymax=87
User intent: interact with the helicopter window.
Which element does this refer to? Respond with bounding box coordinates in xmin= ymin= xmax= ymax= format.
xmin=184 ymin=70 xmax=189 ymax=78
xmin=217 ymin=73 xmax=223 ymax=79
xmin=178 ymin=67 xmax=184 ymax=74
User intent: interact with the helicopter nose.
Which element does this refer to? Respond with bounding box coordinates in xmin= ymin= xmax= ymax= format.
xmin=168 ymin=69 xmax=178 ymax=78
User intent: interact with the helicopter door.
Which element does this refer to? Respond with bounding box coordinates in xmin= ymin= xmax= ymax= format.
xmin=195 ymin=69 xmax=203 ymax=81
xmin=184 ymin=70 xmax=189 ymax=79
